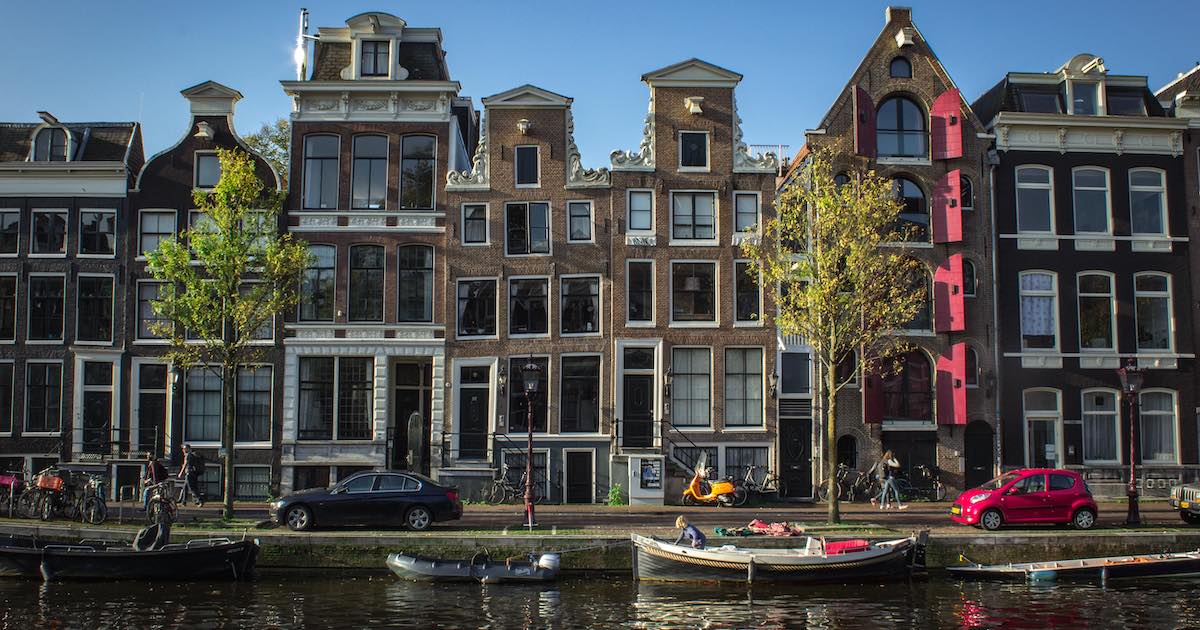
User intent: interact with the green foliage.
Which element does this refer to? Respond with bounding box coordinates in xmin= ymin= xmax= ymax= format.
xmin=243 ymin=118 xmax=290 ymax=188
xmin=607 ymin=484 xmax=628 ymax=506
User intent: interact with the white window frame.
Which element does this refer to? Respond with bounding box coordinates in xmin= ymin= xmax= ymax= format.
xmin=183 ymin=364 xmax=223 ymax=446
xmin=354 ymin=37 xmax=396 ymax=79
xmin=72 ymin=355 xmax=120 ymax=458
xmin=505 ymin=354 xmax=553 ymax=435
xmin=1015 ymin=165 xmax=1055 ymax=236
xmin=0 ymin=272 xmax=17 ymax=344
xmin=135 ymin=280 xmax=169 ymax=344
xmin=131 ymin=357 xmax=173 ymax=458
xmin=301 ymin=134 xmax=341 ymax=211
xmin=0 ymin=208 xmax=19 ymax=257
xmin=295 ymin=355 xmax=377 ymax=443
xmin=723 ymin=346 xmax=766 ymax=431
xmin=560 ymin=448 xmax=598 ymax=503
xmin=615 ymin=339 xmax=664 ymax=447
xmin=668 ymin=190 xmax=719 ymax=246
xmin=1139 ymin=388 xmax=1180 ymax=465
xmin=1133 ymin=271 xmax=1175 ymax=353
xmin=1128 ymin=167 xmax=1168 ymax=238
xmin=669 ymin=345 xmax=714 ymax=431
xmin=1022 ymin=387 xmax=1062 ymax=468
xmin=350 ymin=133 xmax=390 ymax=210
xmin=0 ymin=359 xmax=13 ymax=436
xmin=566 ymin=200 xmax=594 ymax=243
xmin=346 ymin=243 xmax=385 ymax=323
xmin=627 ymin=189 xmax=655 ymax=235
xmin=399 ymin=134 xmax=437 ymax=211
xmin=1066 ymin=80 xmax=1105 ymax=116
xmin=396 ymin=244 xmax=435 ymax=324
xmin=29 ymin=209 xmax=68 ymax=258
xmin=75 ymin=272 xmax=116 ymax=346
xmin=504 ymin=201 xmax=552 ymax=257
xmin=625 ymin=259 xmax=655 ymax=327
xmin=1075 ymin=271 xmax=1116 ymax=353
xmin=456 ymin=277 xmax=500 ymax=340
xmin=193 ymin=151 xmax=220 ymax=190
xmin=559 ymin=352 xmax=605 ymax=436
xmin=77 ymin=208 xmax=116 ymax=258
xmin=678 ymin=130 xmax=711 ymax=172
xmin=514 ymin=145 xmax=541 ymax=189
xmin=460 ymin=203 xmax=489 ymax=246
xmin=669 ymin=260 xmax=719 ymax=328
xmin=232 ymin=363 xmax=274 ymax=447
xmin=232 ymin=464 xmax=272 ymax=501
xmin=1018 ymin=270 xmax=1059 ymax=353
xmin=733 ymin=259 xmax=762 ymax=326
xmin=1070 ymin=166 xmax=1112 ymax=238
xmin=137 ymin=209 xmax=177 ymax=261
xmin=23 ymin=359 xmax=64 ymax=436
xmin=732 ymin=191 xmax=761 ymax=236
xmin=1080 ymin=387 xmax=1121 ymax=466
xmin=450 ymin=357 xmax=498 ymax=461
xmin=26 ymin=272 xmax=65 ymax=344
xmin=559 ymin=274 xmax=602 ymax=337
xmin=507 ymin=275 xmax=552 ymax=339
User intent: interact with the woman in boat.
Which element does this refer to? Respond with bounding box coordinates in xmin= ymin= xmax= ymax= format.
xmin=871 ymin=451 xmax=907 ymax=511
xmin=674 ymin=516 xmax=707 ymax=549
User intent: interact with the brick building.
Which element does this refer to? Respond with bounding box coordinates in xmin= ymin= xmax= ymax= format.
xmin=0 ymin=113 xmax=143 ymax=482
xmin=802 ymin=7 xmax=999 ymax=495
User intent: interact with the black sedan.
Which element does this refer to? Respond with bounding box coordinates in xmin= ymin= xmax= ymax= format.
xmin=271 ymin=471 xmax=462 ymax=531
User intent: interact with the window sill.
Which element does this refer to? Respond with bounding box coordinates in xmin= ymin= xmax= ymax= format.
xmin=514 ymin=184 xmax=542 ymax=189
xmin=668 ymin=321 xmax=719 ymax=328
xmin=21 ymin=432 xmax=61 ymax=437
xmin=26 ymin=340 xmax=65 ymax=345
xmin=561 ymin=331 xmax=602 ymax=338
xmin=77 ymin=253 xmax=117 ymax=260
xmin=624 ymin=321 xmax=657 ymax=328
xmin=566 ymin=238 xmax=596 ymax=245
xmin=670 ymin=426 xmax=715 ymax=432
xmin=876 ymin=157 xmax=931 ymax=166
xmin=461 ymin=242 xmax=491 ymax=247
xmin=1073 ymin=237 xmax=1115 ymax=252
xmin=625 ymin=234 xmax=657 ymax=247
xmin=1078 ymin=354 xmax=1120 ymax=369
xmin=132 ymin=339 xmax=170 ymax=345
xmin=75 ymin=340 xmax=114 ymax=347
xmin=722 ymin=426 xmax=768 ymax=432
xmin=504 ymin=252 xmax=552 ymax=258
xmin=668 ymin=239 xmax=720 ymax=247
xmin=1130 ymin=237 xmax=1172 ymax=253
xmin=881 ymin=241 xmax=933 ymax=249
xmin=677 ymin=167 xmax=711 ymax=174
xmin=1016 ymin=235 xmax=1059 ymax=251
xmin=733 ymin=321 xmax=764 ymax=328
xmin=509 ymin=333 xmax=551 ymax=340
xmin=0 ymin=340 xmax=15 ymax=345
xmin=457 ymin=334 xmax=500 ymax=341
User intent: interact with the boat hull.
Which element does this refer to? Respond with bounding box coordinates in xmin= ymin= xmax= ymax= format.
xmin=0 ymin=536 xmax=259 ymax=581
xmin=386 ymin=552 xmax=559 ymax=583
xmin=948 ymin=551 xmax=1200 ymax=582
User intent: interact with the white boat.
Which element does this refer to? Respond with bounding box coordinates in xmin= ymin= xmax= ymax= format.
xmin=949 ymin=550 xmax=1200 ymax=582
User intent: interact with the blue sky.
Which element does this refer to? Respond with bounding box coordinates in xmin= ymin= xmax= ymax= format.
xmin=1 ymin=1 xmax=1195 ymax=166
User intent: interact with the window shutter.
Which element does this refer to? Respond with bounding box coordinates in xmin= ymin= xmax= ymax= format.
xmin=853 ymin=86 xmax=876 ymax=158
xmin=862 ymin=369 xmax=884 ymax=423
xmin=933 ymin=254 xmax=965 ymax=333
xmin=936 ymin=342 xmax=967 ymax=425
xmin=931 ymin=89 xmax=963 ymax=160
xmin=932 ymin=169 xmax=962 ymax=243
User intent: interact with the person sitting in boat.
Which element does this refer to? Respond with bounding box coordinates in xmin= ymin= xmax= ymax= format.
xmin=674 ymin=516 xmax=707 ymax=549
xmin=141 ymin=453 xmax=168 ymax=512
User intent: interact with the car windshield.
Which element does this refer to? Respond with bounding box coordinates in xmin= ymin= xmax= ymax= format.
xmin=979 ymin=472 xmax=1022 ymax=491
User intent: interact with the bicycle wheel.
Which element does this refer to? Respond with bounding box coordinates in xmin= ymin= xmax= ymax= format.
xmin=62 ymin=495 xmax=79 ymax=520
xmin=81 ymin=497 xmax=107 ymax=525
xmin=485 ymin=482 xmax=507 ymax=506
xmin=17 ymin=490 xmax=39 ymax=518
xmin=816 ymin=483 xmax=829 ymax=503
xmin=38 ymin=495 xmax=54 ymax=521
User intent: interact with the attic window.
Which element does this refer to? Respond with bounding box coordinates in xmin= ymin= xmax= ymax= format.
xmin=1107 ymin=93 xmax=1146 ymax=116
xmin=33 ymin=128 xmax=67 ymax=162
xmin=361 ymin=40 xmax=389 ymax=77
xmin=890 ymin=57 xmax=912 ymax=79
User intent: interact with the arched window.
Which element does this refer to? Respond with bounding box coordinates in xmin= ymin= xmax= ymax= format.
xmin=303 ymin=135 xmax=339 ymax=209
xmin=1023 ymin=388 xmax=1061 ymax=467
xmin=1015 ymin=165 xmax=1054 ymax=234
xmin=33 ymin=128 xmax=67 ymax=162
xmin=351 ymin=135 xmax=388 ymax=209
xmin=1140 ymin=389 xmax=1178 ymax=464
xmin=877 ymin=96 xmax=926 ymax=158
xmin=889 ymin=57 xmax=912 ymax=79
xmin=1081 ymin=388 xmax=1119 ymax=464
xmin=964 ymin=347 xmax=979 ymax=387
xmin=348 ymin=244 xmax=384 ymax=322
xmin=1077 ymin=272 xmax=1115 ymax=351
xmin=962 ymin=259 xmax=977 ymax=297
xmin=892 ymin=177 xmax=928 ymax=241
xmin=960 ymin=175 xmax=974 ymax=211
xmin=300 ymin=244 xmax=336 ymax=322
xmin=1134 ymin=272 xmax=1173 ymax=351
xmin=1019 ymin=271 xmax=1058 ymax=350
xmin=882 ymin=350 xmax=932 ymax=422
xmin=836 ymin=435 xmax=858 ymax=469
xmin=397 ymin=245 xmax=433 ymax=322
xmin=1129 ymin=168 xmax=1167 ymax=237
xmin=901 ymin=265 xmax=932 ymax=330
xmin=1072 ymin=167 xmax=1110 ymax=234
xmin=834 ymin=172 xmax=851 ymax=187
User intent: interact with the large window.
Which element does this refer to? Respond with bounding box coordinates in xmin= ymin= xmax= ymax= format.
xmin=184 ymin=367 xmax=222 ymax=442
xmin=726 ymin=447 xmax=769 ymax=486
xmin=79 ymin=210 xmax=116 ymax=255
xmin=509 ymin=278 xmax=549 ymax=336
xmin=337 ymin=358 xmax=373 ymax=439
xmin=902 ymin=268 xmax=932 ymax=331
xmin=0 ymin=211 xmax=17 ymax=254
xmin=679 ymin=132 xmax=709 ymax=169
xmin=508 ymin=357 xmax=548 ymax=432
xmin=28 ymin=276 xmax=64 ymax=340
xmin=462 ymin=204 xmax=488 ymax=244
xmin=457 ymin=279 xmax=497 ymax=337
xmin=877 ymin=96 xmax=927 ymax=158
xmin=892 ymin=178 xmax=928 ymax=241
xmin=235 ymin=366 xmax=272 ymax=442
xmin=1069 ymin=81 xmax=1099 ymax=115
xmin=671 ymin=262 xmax=716 ymax=323
xmin=1072 ymin=168 xmax=1110 ymax=234
xmin=671 ymin=192 xmax=716 ymax=240
xmin=397 ymin=245 xmax=433 ymax=322
xmin=568 ymin=201 xmax=592 ymax=242
xmin=300 ymin=245 xmax=335 ymax=322
xmin=76 ymin=276 xmax=113 ymax=343
xmin=348 ymin=245 xmax=384 ymax=322
xmin=561 ymin=356 xmax=600 ymax=433
xmin=506 ymin=202 xmax=550 ymax=255
xmin=0 ymin=363 xmax=11 ymax=434
xmin=1081 ymin=389 xmax=1118 ymax=464
xmin=1023 ymin=389 xmax=1060 ymax=468
xmin=139 ymin=211 xmax=175 ymax=256
xmin=725 ymin=348 xmax=763 ymax=427
xmin=360 ymin=40 xmax=389 ymax=76
xmin=734 ymin=261 xmax=760 ymax=323
xmin=195 ymin=153 xmax=220 ymax=188
xmin=1016 ymin=166 xmax=1054 ymax=234
xmin=515 ymin=146 xmax=540 ymax=187
xmin=1134 ymin=273 xmax=1172 ymax=351
xmin=303 ymin=135 xmax=339 ymax=210
xmin=781 ymin=352 xmax=811 ymax=395
xmin=1019 ymin=272 xmax=1057 ymax=350
xmin=671 ymin=348 xmax=711 ymax=427
xmin=882 ymin=350 xmax=932 ymax=422
xmin=1140 ymin=390 xmax=1177 ymax=464
xmin=25 ymin=363 xmax=61 ymax=433
xmin=234 ymin=467 xmax=270 ymax=501
xmin=401 ymin=136 xmax=435 ymax=210
xmin=1129 ymin=169 xmax=1167 ymax=237
xmin=31 ymin=210 xmax=66 ymax=254
xmin=628 ymin=190 xmax=653 ymax=233
xmin=137 ymin=282 xmax=168 ymax=339
xmin=298 ymin=357 xmax=334 ymax=440
xmin=1077 ymin=273 xmax=1115 ymax=351
xmin=33 ymin=128 xmax=67 ymax=162
xmin=351 ymin=135 xmax=387 ymax=209
xmin=0 ymin=277 xmax=12 ymax=340
xmin=1108 ymin=92 xmax=1147 ymax=116
xmin=734 ymin=193 xmax=759 ymax=233
xmin=627 ymin=261 xmax=654 ymax=323
xmin=561 ymin=276 xmax=599 ymax=335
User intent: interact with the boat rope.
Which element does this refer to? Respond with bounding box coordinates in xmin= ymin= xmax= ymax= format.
xmin=541 ymin=540 xmax=632 ymax=555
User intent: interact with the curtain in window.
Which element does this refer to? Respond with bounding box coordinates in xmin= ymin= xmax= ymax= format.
xmin=1020 ymin=274 xmax=1054 ymax=338
xmin=1082 ymin=391 xmax=1117 ymax=462
xmin=1140 ymin=392 xmax=1176 ymax=463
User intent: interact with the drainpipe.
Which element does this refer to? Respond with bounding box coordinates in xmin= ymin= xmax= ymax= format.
xmin=985 ymin=144 xmax=1003 ymax=476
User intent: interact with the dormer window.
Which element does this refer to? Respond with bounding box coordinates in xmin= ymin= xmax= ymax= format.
xmin=1107 ymin=93 xmax=1146 ymax=116
xmin=33 ymin=128 xmax=67 ymax=162
xmin=889 ymin=57 xmax=912 ymax=79
xmin=1069 ymin=81 xmax=1100 ymax=115
xmin=679 ymin=132 xmax=709 ymax=170
xmin=360 ymin=40 xmax=389 ymax=77
xmin=1019 ymin=91 xmax=1062 ymax=114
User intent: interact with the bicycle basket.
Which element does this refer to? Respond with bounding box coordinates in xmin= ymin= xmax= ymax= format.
xmin=36 ymin=475 xmax=64 ymax=492
xmin=0 ymin=474 xmax=19 ymax=489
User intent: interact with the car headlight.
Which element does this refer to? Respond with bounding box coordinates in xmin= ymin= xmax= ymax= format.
xmin=969 ymin=493 xmax=991 ymax=504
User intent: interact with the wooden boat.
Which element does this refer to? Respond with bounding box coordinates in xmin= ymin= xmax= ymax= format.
xmin=386 ymin=551 xmax=561 ymax=583
xmin=948 ymin=550 xmax=1200 ymax=582
xmin=0 ymin=534 xmax=259 ymax=582
xmin=631 ymin=532 xmax=926 ymax=583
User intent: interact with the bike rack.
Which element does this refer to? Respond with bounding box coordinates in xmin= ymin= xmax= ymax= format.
xmin=117 ymin=485 xmax=138 ymax=525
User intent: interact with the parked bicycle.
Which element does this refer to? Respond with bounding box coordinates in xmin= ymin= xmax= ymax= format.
xmin=0 ymin=471 xmax=23 ymax=508
xmin=16 ymin=466 xmax=59 ymax=519
xmin=144 ymin=480 xmax=178 ymax=525
xmin=485 ymin=464 xmax=545 ymax=505
xmin=38 ymin=472 xmax=106 ymax=525
xmin=893 ymin=464 xmax=947 ymax=502
xmin=817 ymin=463 xmax=879 ymax=503
xmin=737 ymin=465 xmax=788 ymax=502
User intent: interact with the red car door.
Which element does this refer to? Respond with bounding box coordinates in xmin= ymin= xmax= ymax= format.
xmin=1046 ymin=473 xmax=1079 ymax=522
xmin=1000 ymin=473 xmax=1047 ymax=522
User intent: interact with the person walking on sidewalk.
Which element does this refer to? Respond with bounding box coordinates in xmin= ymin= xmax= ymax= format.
xmin=870 ymin=451 xmax=906 ymax=511
xmin=674 ymin=516 xmax=707 ymax=549
xmin=177 ymin=444 xmax=205 ymax=508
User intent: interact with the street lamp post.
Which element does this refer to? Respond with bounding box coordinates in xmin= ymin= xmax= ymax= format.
xmin=520 ymin=358 xmax=542 ymax=530
xmin=1116 ymin=359 xmax=1144 ymax=526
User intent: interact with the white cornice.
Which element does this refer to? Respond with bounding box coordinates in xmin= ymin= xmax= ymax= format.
xmin=993 ymin=112 xmax=1187 ymax=130
xmin=641 ymin=58 xmax=742 ymax=88
xmin=482 ymin=84 xmax=571 ymax=109
xmin=992 ymin=112 xmax=1186 ymax=156
xmin=281 ymin=80 xmax=461 ymax=94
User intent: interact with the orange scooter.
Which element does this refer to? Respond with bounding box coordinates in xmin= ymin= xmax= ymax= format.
xmin=681 ymin=458 xmax=746 ymax=507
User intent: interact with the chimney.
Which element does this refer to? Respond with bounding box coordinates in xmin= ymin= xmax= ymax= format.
xmin=885 ymin=6 xmax=912 ymax=25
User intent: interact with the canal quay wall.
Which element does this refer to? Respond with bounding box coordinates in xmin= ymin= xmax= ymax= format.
xmin=4 ymin=521 xmax=1200 ymax=572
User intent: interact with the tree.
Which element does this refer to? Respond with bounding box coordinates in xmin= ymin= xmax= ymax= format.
xmin=244 ymin=118 xmax=290 ymax=188
xmin=740 ymin=149 xmax=926 ymax=524
xmin=146 ymin=147 xmax=310 ymax=519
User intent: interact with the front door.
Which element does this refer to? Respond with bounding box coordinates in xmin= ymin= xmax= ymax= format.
xmin=1026 ymin=419 xmax=1058 ymax=468
xmin=564 ymin=451 xmax=594 ymax=503
xmin=964 ymin=421 xmax=994 ymax=489
xmin=392 ymin=362 xmax=432 ymax=473
xmin=457 ymin=365 xmax=491 ymax=461
xmin=622 ymin=375 xmax=653 ymax=448
xmin=778 ymin=415 xmax=812 ymax=498
xmin=81 ymin=361 xmax=114 ymax=456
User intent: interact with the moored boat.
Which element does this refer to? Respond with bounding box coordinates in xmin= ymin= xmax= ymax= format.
xmin=0 ymin=534 xmax=259 ymax=582
xmin=386 ymin=551 xmax=561 ymax=583
xmin=949 ymin=550 xmax=1200 ymax=582
xmin=631 ymin=532 xmax=926 ymax=583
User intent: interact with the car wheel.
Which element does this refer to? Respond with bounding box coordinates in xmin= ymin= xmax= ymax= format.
xmin=980 ymin=509 xmax=1003 ymax=531
xmin=286 ymin=505 xmax=313 ymax=532
xmin=1072 ymin=508 xmax=1096 ymax=530
xmin=1181 ymin=511 xmax=1200 ymax=526
xmin=406 ymin=506 xmax=433 ymax=531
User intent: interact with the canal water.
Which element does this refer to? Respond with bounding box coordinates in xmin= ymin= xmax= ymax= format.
xmin=1 ymin=573 xmax=1199 ymax=629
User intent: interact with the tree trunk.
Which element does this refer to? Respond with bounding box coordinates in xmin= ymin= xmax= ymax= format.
xmin=222 ymin=363 xmax=236 ymax=520
xmin=825 ymin=363 xmax=840 ymax=524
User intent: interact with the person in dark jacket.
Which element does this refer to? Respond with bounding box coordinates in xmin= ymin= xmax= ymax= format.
xmin=141 ymin=453 xmax=169 ymax=511
xmin=674 ymin=516 xmax=707 ymax=549
xmin=177 ymin=444 xmax=205 ymax=508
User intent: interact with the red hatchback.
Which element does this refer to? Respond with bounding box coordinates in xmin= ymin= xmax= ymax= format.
xmin=950 ymin=469 xmax=1098 ymax=531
